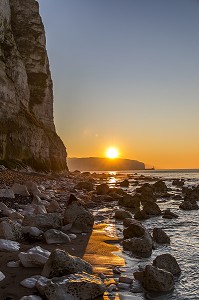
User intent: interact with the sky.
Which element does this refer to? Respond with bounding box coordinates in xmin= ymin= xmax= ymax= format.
xmin=38 ymin=0 xmax=199 ymax=169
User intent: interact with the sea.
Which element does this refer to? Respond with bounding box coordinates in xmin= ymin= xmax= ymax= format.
xmin=92 ymin=169 xmax=199 ymax=300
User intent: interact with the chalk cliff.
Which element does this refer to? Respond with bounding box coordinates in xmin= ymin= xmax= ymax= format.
xmin=0 ymin=0 xmax=67 ymax=171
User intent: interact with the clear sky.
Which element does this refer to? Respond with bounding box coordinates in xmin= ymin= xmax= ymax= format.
xmin=38 ymin=0 xmax=199 ymax=169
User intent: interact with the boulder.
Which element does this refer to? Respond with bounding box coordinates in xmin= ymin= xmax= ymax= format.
xmin=64 ymin=194 xmax=94 ymax=233
xmin=138 ymin=184 xmax=156 ymax=203
xmin=75 ymin=181 xmax=94 ymax=191
xmin=120 ymin=179 xmax=129 ymax=187
xmin=153 ymin=253 xmax=181 ymax=275
xmin=172 ymin=179 xmax=184 ymax=187
xmin=22 ymin=226 xmax=43 ymax=237
xmin=123 ymin=220 xmax=152 ymax=258
xmin=143 ymin=202 xmax=161 ymax=216
xmin=142 ymin=265 xmax=174 ymax=292
xmin=44 ymin=229 xmax=71 ymax=244
xmin=153 ymin=180 xmax=167 ymax=193
xmin=96 ymin=183 xmax=109 ymax=194
xmin=42 ymin=249 xmax=93 ymax=278
xmin=0 ymin=219 xmax=23 ymax=241
xmin=0 ymin=189 xmax=15 ymax=198
xmin=46 ymin=200 xmax=61 ymax=213
xmin=20 ymin=275 xmax=45 ymax=289
xmin=0 ymin=239 xmax=20 ymax=252
xmin=179 ymin=201 xmax=199 ymax=210
xmin=119 ymin=193 xmax=140 ymax=209
xmin=134 ymin=209 xmax=149 ymax=220
xmin=19 ymin=246 xmax=50 ymax=267
xmin=115 ymin=209 xmax=132 ymax=220
xmin=152 ymin=228 xmax=170 ymax=244
xmin=162 ymin=209 xmax=178 ymax=219
xmin=36 ymin=273 xmax=106 ymax=300
xmin=0 ymin=271 xmax=5 ymax=281
xmin=23 ymin=213 xmax=63 ymax=230
xmin=11 ymin=183 xmax=30 ymax=196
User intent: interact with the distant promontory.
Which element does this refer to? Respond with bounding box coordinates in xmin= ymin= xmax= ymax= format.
xmin=67 ymin=157 xmax=145 ymax=171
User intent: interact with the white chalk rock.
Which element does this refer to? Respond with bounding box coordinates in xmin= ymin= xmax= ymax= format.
xmin=19 ymin=246 xmax=50 ymax=267
xmin=20 ymin=275 xmax=46 ymax=289
xmin=11 ymin=184 xmax=30 ymax=196
xmin=0 ymin=189 xmax=15 ymax=198
xmin=0 ymin=239 xmax=20 ymax=252
xmin=44 ymin=229 xmax=71 ymax=244
xmin=0 ymin=271 xmax=5 ymax=281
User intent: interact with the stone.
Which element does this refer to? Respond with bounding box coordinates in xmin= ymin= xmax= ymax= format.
xmin=20 ymin=296 xmax=43 ymax=300
xmin=20 ymin=275 xmax=44 ymax=288
xmin=119 ymin=193 xmax=140 ymax=209
xmin=11 ymin=183 xmax=30 ymax=196
xmin=0 ymin=189 xmax=15 ymax=198
xmin=153 ymin=180 xmax=168 ymax=193
xmin=96 ymin=183 xmax=110 ymax=194
xmin=152 ymin=228 xmax=170 ymax=244
xmin=64 ymin=194 xmax=94 ymax=233
xmin=118 ymin=282 xmax=130 ymax=290
xmin=120 ymin=179 xmax=129 ymax=187
xmin=153 ymin=254 xmax=181 ymax=275
xmin=119 ymin=276 xmax=133 ymax=284
xmin=0 ymin=239 xmax=20 ymax=252
xmin=23 ymin=213 xmax=63 ymax=230
xmin=143 ymin=202 xmax=161 ymax=216
xmin=172 ymin=179 xmax=184 ymax=187
xmin=61 ymin=224 xmax=72 ymax=232
xmin=42 ymin=249 xmax=93 ymax=278
xmin=47 ymin=200 xmax=61 ymax=213
xmin=19 ymin=246 xmax=50 ymax=267
xmin=0 ymin=0 xmax=67 ymax=172
xmin=36 ymin=273 xmax=106 ymax=300
xmin=0 ymin=271 xmax=5 ymax=281
xmin=75 ymin=181 xmax=94 ymax=191
xmin=162 ymin=209 xmax=178 ymax=219
xmin=7 ymin=260 xmax=20 ymax=268
xmin=134 ymin=209 xmax=149 ymax=220
xmin=0 ymin=219 xmax=22 ymax=240
xmin=68 ymin=233 xmax=77 ymax=240
xmin=179 ymin=201 xmax=199 ymax=210
xmin=123 ymin=220 xmax=146 ymax=239
xmin=142 ymin=265 xmax=174 ymax=292
xmin=114 ymin=209 xmax=132 ymax=220
xmin=22 ymin=226 xmax=43 ymax=237
xmin=44 ymin=229 xmax=71 ymax=244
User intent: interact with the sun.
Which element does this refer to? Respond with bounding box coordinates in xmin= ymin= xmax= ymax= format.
xmin=106 ymin=147 xmax=119 ymax=159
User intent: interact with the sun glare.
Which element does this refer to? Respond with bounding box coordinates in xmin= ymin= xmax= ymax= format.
xmin=106 ymin=147 xmax=119 ymax=159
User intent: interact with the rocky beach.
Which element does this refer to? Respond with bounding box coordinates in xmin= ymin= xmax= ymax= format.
xmin=0 ymin=168 xmax=199 ymax=299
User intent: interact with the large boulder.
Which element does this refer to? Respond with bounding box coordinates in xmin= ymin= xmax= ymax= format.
xmin=0 ymin=239 xmax=20 ymax=252
xmin=19 ymin=246 xmax=50 ymax=267
xmin=11 ymin=183 xmax=30 ymax=196
xmin=138 ymin=184 xmax=156 ymax=203
xmin=42 ymin=249 xmax=92 ymax=278
xmin=0 ymin=189 xmax=15 ymax=198
xmin=153 ymin=180 xmax=167 ymax=193
xmin=120 ymin=179 xmax=129 ymax=187
xmin=23 ymin=213 xmax=63 ymax=230
xmin=162 ymin=209 xmax=178 ymax=219
xmin=64 ymin=194 xmax=94 ymax=233
xmin=0 ymin=219 xmax=22 ymax=241
xmin=179 ymin=201 xmax=199 ymax=210
xmin=142 ymin=265 xmax=174 ymax=292
xmin=36 ymin=273 xmax=106 ymax=300
xmin=123 ymin=220 xmax=152 ymax=258
xmin=114 ymin=209 xmax=132 ymax=220
xmin=143 ymin=202 xmax=161 ymax=216
xmin=119 ymin=193 xmax=140 ymax=209
xmin=96 ymin=183 xmax=110 ymax=195
xmin=44 ymin=229 xmax=71 ymax=244
xmin=152 ymin=228 xmax=170 ymax=244
xmin=153 ymin=254 xmax=181 ymax=276
xmin=75 ymin=181 xmax=94 ymax=191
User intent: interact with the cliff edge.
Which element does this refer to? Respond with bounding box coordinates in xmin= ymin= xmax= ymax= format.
xmin=0 ymin=0 xmax=67 ymax=171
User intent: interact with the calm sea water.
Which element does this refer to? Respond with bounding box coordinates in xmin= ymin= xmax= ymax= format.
xmin=93 ymin=169 xmax=199 ymax=300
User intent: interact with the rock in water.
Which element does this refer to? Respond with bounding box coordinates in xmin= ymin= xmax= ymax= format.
xmin=0 ymin=0 xmax=66 ymax=171
xmin=36 ymin=273 xmax=106 ymax=300
xmin=42 ymin=249 xmax=93 ymax=278
xmin=153 ymin=253 xmax=181 ymax=275
xmin=152 ymin=228 xmax=170 ymax=244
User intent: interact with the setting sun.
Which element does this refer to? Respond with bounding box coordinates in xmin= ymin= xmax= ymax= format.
xmin=106 ymin=147 xmax=119 ymax=159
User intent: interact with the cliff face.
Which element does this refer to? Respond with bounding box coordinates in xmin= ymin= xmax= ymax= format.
xmin=0 ymin=0 xmax=67 ymax=171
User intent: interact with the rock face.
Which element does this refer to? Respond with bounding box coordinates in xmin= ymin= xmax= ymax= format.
xmin=0 ymin=0 xmax=67 ymax=171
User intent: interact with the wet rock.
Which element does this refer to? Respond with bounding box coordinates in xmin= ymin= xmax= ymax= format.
xmin=120 ymin=179 xmax=129 ymax=187
xmin=118 ymin=282 xmax=130 ymax=290
xmin=134 ymin=209 xmax=149 ymax=220
xmin=138 ymin=184 xmax=156 ymax=203
xmin=152 ymin=228 xmax=170 ymax=244
xmin=119 ymin=193 xmax=140 ymax=209
xmin=75 ymin=181 xmax=94 ymax=191
xmin=142 ymin=265 xmax=174 ymax=292
xmin=0 ymin=219 xmax=22 ymax=241
xmin=143 ymin=202 xmax=161 ymax=216
xmin=162 ymin=209 xmax=178 ymax=219
xmin=96 ymin=183 xmax=110 ymax=194
xmin=19 ymin=246 xmax=50 ymax=267
xmin=179 ymin=201 xmax=199 ymax=210
xmin=153 ymin=253 xmax=181 ymax=275
xmin=0 ymin=189 xmax=15 ymax=199
xmin=11 ymin=183 xmax=30 ymax=196
xmin=0 ymin=239 xmax=20 ymax=252
xmin=119 ymin=276 xmax=133 ymax=284
xmin=153 ymin=180 xmax=168 ymax=193
xmin=115 ymin=209 xmax=132 ymax=220
xmin=23 ymin=213 xmax=63 ymax=230
xmin=64 ymin=194 xmax=94 ymax=233
xmin=172 ymin=179 xmax=184 ymax=187
xmin=123 ymin=218 xmax=135 ymax=227
xmin=42 ymin=249 xmax=93 ymax=278
xmin=123 ymin=220 xmax=152 ymax=257
xmin=44 ymin=229 xmax=71 ymax=244
xmin=0 ymin=271 xmax=5 ymax=281
xmin=36 ymin=273 xmax=106 ymax=300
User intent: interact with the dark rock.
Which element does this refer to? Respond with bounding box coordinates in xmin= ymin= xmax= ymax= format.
xmin=134 ymin=209 xmax=149 ymax=220
xmin=75 ymin=181 xmax=94 ymax=191
xmin=153 ymin=180 xmax=168 ymax=193
xmin=162 ymin=209 xmax=178 ymax=219
xmin=119 ymin=193 xmax=140 ymax=209
xmin=179 ymin=201 xmax=199 ymax=210
xmin=115 ymin=209 xmax=132 ymax=220
xmin=96 ymin=184 xmax=109 ymax=195
xmin=120 ymin=179 xmax=129 ymax=187
xmin=153 ymin=253 xmax=181 ymax=276
xmin=143 ymin=202 xmax=161 ymax=216
xmin=152 ymin=228 xmax=170 ymax=244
